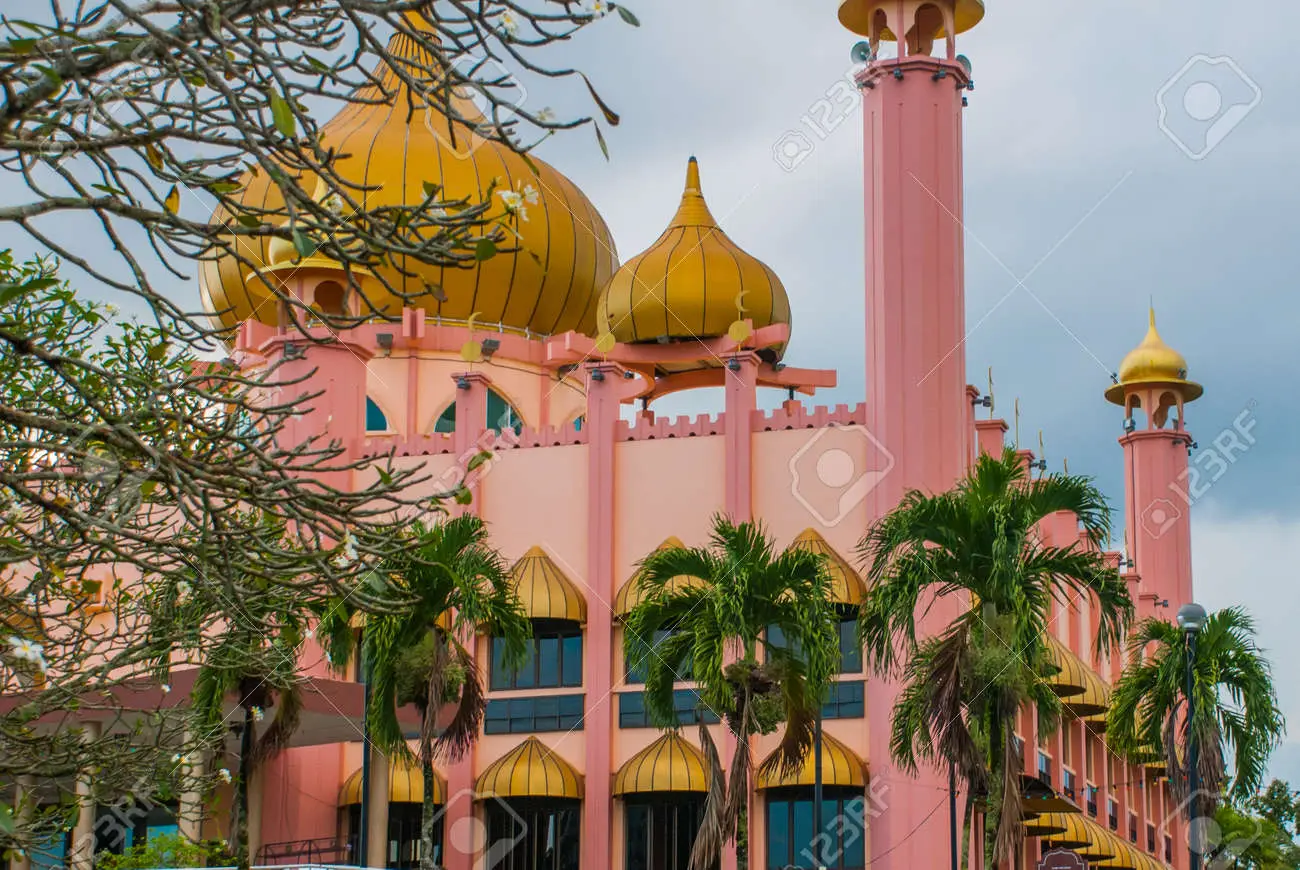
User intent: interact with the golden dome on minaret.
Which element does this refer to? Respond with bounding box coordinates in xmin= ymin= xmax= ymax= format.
xmin=200 ymin=18 xmax=618 ymax=334
xmin=1105 ymin=307 xmax=1203 ymax=405
xmin=596 ymin=157 xmax=790 ymax=349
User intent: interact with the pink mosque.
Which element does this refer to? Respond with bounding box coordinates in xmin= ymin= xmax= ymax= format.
xmin=142 ymin=1 xmax=1203 ymax=869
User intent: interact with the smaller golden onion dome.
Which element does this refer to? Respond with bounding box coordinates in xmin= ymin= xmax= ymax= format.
xmin=597 ymin=157 xmax=790 ymax=352
xmin=1105 ymin=307 xmax=1203 ymax=405
xmin=838 ymin=0 xmax=986 ymax=40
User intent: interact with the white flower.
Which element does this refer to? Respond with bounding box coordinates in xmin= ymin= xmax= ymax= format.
xmin=522 ymin=184 xmax=539 ymax=206
xmin=217 ymin=768 xmax=232 ymax=783
xmin=580 ymin=0 xmax=610 ymax=17
xmin=323 ymin=193 xmax=345 ymax=215
xmin=175 ymin=580 xmax=191 ymax=599
xmin=8 ymin=636 xmax=47 ymax=671
xmin=535 ymin=107 xmax=557 ymax=124
xmin=171 ymin=752 xmax=192 ymax=765
xmin=341 ymin=532 xmax=358 ymax=562
xmin=24 ymin=594 xmax=36 ymax=607
xmin=160 ymin=683 xmax=171 ymax=694
xmin=250 ymin=706 xmax=265 ymax=722
xmin=498 ymin=189 xmax=528 ymax=222
xmin=499 ymin=11 xmax=519 ymax=36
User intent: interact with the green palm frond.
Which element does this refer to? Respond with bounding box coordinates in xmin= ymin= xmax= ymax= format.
xmin=856 ymin=447 xmax=1132 ymax=863
xmin=1109 ymin=607 xmax=1284 ymax=810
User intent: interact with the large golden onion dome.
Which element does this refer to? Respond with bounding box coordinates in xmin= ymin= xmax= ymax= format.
xmin=597 ymin=157 xmax=790 ymax=349
xmin=199 ymin=22 xmax=618 ymax=334
xmin=1105 ymin=307 xmax=1203 ymax=405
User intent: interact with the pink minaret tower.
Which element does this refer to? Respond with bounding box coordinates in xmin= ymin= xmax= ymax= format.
xmin=838 ymin=0 xmax=983 ymax=867
xmin=1106 ymin=308 xmax=1205 ymax=619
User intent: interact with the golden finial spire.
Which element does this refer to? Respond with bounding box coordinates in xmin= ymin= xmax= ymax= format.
xmin=1063 ymin=457 xmax=1069 ymax=475
xmin=1013 ymin=398 xmax=1020 ymax=449
xmin=1105 ymin=304 xmax=1203 ymax=405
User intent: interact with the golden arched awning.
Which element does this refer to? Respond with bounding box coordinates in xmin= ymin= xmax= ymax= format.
xmin=340 ymin=756 xmax=446 ymax=805
xmin=1045 ymin=637 xmax=1088 ymax=698
xmin=1021 ymin=775 xmax=1081 ymax=816
xmin=613 ymin=732 xmax=709 ymax=796
xmin=511 ymin=546 xmax=587 ymax=624
xmin=614 ymin=537 xmax=707 ymax=616
xmin=791 ymin=529 xmax=866 ymax=606
xmin=1022 ymin=812 xmax=1069 ymax=837
xmin=1042 ymin=814 xmax=1117 ymax=860
xmin=1093 ymin=833 xmax=1162 ymax=870
xmin=475 ymin=736 xmax=584 ymax=800
xmin=756 ymin=732 xmax=866 ymax=790
xmin=1064 ymin=665 xmax=1111 ymax=718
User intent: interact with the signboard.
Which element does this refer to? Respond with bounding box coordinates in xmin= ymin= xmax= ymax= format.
xmin=1038 ymin=849 xmax=1088 ymax=870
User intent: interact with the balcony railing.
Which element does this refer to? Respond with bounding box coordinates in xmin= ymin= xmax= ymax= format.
xmin=1037 ymin=752 xmax=1053 ymax=788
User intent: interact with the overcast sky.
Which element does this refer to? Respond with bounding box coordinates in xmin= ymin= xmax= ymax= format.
xmin=537 ymin=0 xmax=1300 ymax=785
xmin=6 ymin=0 xmax=1298 ymax=785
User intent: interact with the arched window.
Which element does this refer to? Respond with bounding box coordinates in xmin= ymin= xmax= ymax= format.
xmin=365 ymin=397 xmax=390 ymax=432
xmin=432 ymin=388 xmax=524 ymax=435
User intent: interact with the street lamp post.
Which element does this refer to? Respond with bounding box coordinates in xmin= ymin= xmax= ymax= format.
xmin=1176 ymin=602 xmax=1207 ymax=870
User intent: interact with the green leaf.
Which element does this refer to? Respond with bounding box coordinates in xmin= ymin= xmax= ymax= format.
xmin=235 ymin=214 xmax=261 ymax=228
xmin=422 ymin=180 xmax=440 ymax=199
xmin=0 ymin=804 xmax=13 ymax=835
xmin=139 ymin=480 xmax=157 ymax=497
xmin=292 ymin=229 xmax=318 ymax=258
xmin=615 ymin=5 xmax=642 ymax=26
xmin=7 ymin=39 xmax=37 ymax=55
xmin=269 ymin=90 xmax=296 ymax=138
xmin=453 ymin=487 xmax=474 ymax=505
xmin=594 ymin=124 xmax=610 ymax=161
xmin=305 ymin=55 xmax=331 ymax=74
xmin=519 ymin=151 xmax=542 ymax=178
xmin=377 ymin=468 xmax=393 ymax=486
xmin=145 ymin=143 xmax=165 ymax=171
xmin=580 ymin=73 xmax=621 ymax=126
xmin=474 ymin=239 xmax=497 ymax=261
xmin=467 ymin=451 xmax=494 ymax=472
xmin=146 ymin=342 xmax=170 ymax=361
xmin=91 ymin=183 xmax=128 ymax=196
xmin=206 ymin=181 xmax=242 ymax=194
xmin=0 ymin=277 xmax=58 ymax=308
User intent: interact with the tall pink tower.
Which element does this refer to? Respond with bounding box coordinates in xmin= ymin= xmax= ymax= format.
xmin=837 ymin=0 xmax=983 ymax=866
xmin=1106 ymin=309 xmax=1205 ymax=619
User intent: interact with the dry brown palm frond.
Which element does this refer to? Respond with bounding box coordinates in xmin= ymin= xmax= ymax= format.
xmin=690 ymin=724 xmax=728 ymax=870
xmin=992 ymin=696 xmax=1024 ymax=862
xmin=430 ymin=638 xmax=485 ymax=764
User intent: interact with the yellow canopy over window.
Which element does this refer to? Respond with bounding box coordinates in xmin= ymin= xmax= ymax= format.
xmin=1064 ymin=665 xmax=1111 ymax=718
xmin=755 ymin=732 xmax=866 ymax=790
xmin=613 ymin=732 xmax=709 ymax=795
xmin=790 ymin=529 xmax=867 ymax=606
xmin=340 ymin=756 xmax=445 ymax=806
xmin=1042 ymin=814 xmax=1119 ymax=861
xmin=475 ymin=737 xmax=584 ymax=800
xmin=511 ymin=546 xmax=587 ymax=624
xmin=614 ymin=537 xmax=706 ymax=616
xmin=1045 ymin=637 xmax=1089 ymax=698
xmin=1021 ymin=775 xmax=1082 ymax=816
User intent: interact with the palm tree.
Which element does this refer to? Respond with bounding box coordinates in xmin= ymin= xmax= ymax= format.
xmin=1107 ymin=607 xmax=1284 ymax=822
xmin=622 ymin=515 xmax=840 ymax=870
xmin=857 ymin=447 xmax=1134 ymax=866
xmin=318 ymin=514 xmax=530 ymax=870
xmin=147 ymin=567 xmax=308 ymax=870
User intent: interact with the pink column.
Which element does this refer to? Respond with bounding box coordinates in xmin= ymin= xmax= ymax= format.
xmin=256 ymin=325 xmax=371 ymax=848
xmin=723 ymin=353 xmax=759 ymax=522
xmin=974 ymin=418 xmax=1008 ymax=458
xmin=1121 ymin=429 xmax=1195 ymax=613
xmin=443 ymin=371 xmax=489 ymax=870
xmin=582 ymin=361 xmax=620 ymax=870
xmin=860 ymin=51 xmax=972 ymax=870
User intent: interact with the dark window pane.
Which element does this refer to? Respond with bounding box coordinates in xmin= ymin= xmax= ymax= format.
xmin=767 ymin=800 xmax=790 ymax=870
xmin=490 ymin=638 xmax=507 ymax=690
xmin=626 ymin=804 xmax=648 ymax=870
xmin=515 ymin=644 xmax=535 ymax=690
xmin=562 ymin=635 xmax=583 ymax=686
xmin=792 ymin=799 xmax=814 ymax=867
xmin=537 ymin=636 xmax=560 ymax=688
xmin=838 ymin=618 xmax=863 ymax=673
